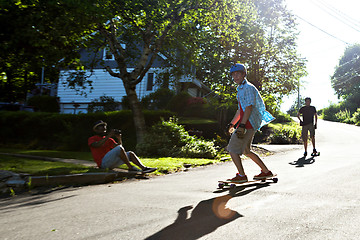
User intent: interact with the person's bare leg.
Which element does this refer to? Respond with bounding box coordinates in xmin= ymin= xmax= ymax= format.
xmin=303 ymin=137 xmax=308 ymax=154
xmin=229 ymin=152 xmax=245 ymax=175
xmin=311 ymin=136 xmax=316 ymax=150
xmin=118 ymin=146 xmax=133 ymax=169
xmin=245 ymin=151 xmax=270 ymax=172
xmin=127 ymin=151 xmax=146 ymax=170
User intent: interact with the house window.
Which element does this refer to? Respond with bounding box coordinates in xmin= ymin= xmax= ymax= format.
xmin=103 ymin=47 xmax=114 ymax=60
xmin=147 ymin=73 xmax=154 ymax=91
xmin=103 ymin=44 xmax=126 ymax=61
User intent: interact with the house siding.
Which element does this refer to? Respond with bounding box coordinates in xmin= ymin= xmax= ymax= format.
xmin=57 ymin=68 xmax=161 ymax=114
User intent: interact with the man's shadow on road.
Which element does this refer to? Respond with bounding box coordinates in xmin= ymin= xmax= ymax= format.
xmin=289 ymin=156 xmax=315 ymax=168
xmin=145 ymin=184 xmax=270 ymax=240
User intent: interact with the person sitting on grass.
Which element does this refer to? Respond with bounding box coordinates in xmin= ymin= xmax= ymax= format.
xmin=88 ymin=120 xmax=157 ymax=173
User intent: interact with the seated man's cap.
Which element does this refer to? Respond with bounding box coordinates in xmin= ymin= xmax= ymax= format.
xmin=93 ymin=120 xmax=107 ymax=131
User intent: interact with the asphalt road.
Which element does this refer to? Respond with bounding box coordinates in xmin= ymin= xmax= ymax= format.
xmin=1 ymin=119 xmax=359 ymax=240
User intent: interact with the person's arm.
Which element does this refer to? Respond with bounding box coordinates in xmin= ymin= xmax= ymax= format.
xmin=314 ymin=112 xmax=318 ymax=128
xmin=114 ymin=133 xmax=123 ymax=146
xmin=90 ymin=130 xmax=116 ymax=148
xmin=227 ymin=109 xmax=241 ymax=134
xmin=297 ymin=111 xmax=302 ymax=123
xmin=230 ymin=109 xmax=241 ymax=126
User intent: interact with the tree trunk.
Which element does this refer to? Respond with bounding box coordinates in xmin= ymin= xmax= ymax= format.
xmin=125 ymin=85 xmax=146 ymax=145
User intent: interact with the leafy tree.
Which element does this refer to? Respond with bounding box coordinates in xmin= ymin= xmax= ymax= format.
xmin=195 ymin=0 xmax=307 ymax=107
xmin=76 ymin=0 xmax=248 ymax=144
xmin=331 ymin=44 xmax=360 ymax=100
xmin=0 ymin=0 xmax=103 ymax=101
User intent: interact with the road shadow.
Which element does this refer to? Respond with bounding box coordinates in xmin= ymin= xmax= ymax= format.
xmin=145 ymin=184 xmax=270 ymax=240
xmin=289 ymin=156 xmax=315 ymax=168
xmin=0 ymin=186 xmax=77 ymax=213
xmin=144 ymin=194 xmax=242 ymax=240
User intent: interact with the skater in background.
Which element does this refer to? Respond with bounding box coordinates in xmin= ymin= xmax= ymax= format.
xmin=297 ymin=97 xmax=318 ymax=157
xmin=226 ymin=63 xmax=275 ymax=183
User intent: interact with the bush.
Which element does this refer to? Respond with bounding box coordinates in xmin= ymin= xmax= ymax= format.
xmin=321 ymin=103 xmax=343 ymax=122
xmin=335 ymin=109 xmax=354 ymax=124
xmin=268 ymin=123 xmax=302 ymax=144
xmin=273 ymin=111 xmax=292 ymax=123
xmin=166 ymin=91 xmax=191 ymax=115
xmin=88 ymin=95 xmax=120 ymax=112
xmin=137 ymin=118 xmax=218 ymax=158
xmin=141 ymin=88 xmax=176 ymax=110
xmin=27 ymin=95 xmax=59 ymax=112
xmin=351 ymin=108 xmax=360 ymax=126
xmin=0 ymin=110 xmax=173 ymax=151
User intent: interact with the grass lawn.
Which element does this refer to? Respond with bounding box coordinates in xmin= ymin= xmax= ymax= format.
xmin=0 ymin=148 xmax=226 ymax=176
xmin=0 ymin=148 xmax=93 ymax=161
xmin=0 ymin=155 xmax=104 ymax=176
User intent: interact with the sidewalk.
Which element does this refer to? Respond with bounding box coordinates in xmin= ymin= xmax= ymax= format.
xmin=0 ymin=152 xmax=143 ymax=194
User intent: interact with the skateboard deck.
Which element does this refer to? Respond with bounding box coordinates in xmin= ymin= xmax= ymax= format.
xmin=311 ymin=152 xmax=320 ymax=157
xmin=218 ymin=174 xmax=278 ymax=189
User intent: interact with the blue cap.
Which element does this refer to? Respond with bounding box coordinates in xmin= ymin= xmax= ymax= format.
xmin=230 ymin=63 xmax=247 ymax=74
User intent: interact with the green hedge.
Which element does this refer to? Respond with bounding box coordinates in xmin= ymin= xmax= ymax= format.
xmin=0 ymin=110 xmax=173 ymax=151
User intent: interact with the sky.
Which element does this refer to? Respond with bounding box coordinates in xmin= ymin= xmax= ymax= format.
xmin=280 ymin=0 xmax=360 ymax=112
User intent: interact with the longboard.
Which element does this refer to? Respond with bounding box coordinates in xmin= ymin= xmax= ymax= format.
xmin=218 ymin=174 xmax=278 ymax=189
xmin=311 ymin=152 xmax=320 ymax=157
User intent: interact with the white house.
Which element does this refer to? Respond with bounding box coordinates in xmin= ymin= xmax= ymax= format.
xmin=57 ymin=47 xmax=210 ymax=114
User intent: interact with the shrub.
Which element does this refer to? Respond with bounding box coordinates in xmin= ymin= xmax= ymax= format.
xmin=335 ymin=109 xmax=354 ymax=124
xmin=27 ymin=96 xmax=59 ymax=112
xmin=88 ymin=95 xmax=120 ymax=112
xmin=141 ymin=88 xmax=176 ymax=110
xmin=137 ymin=118 xmax=218 ymax=158
xmin=321 ymin=103 xmax=343 ymax=122
xmin=268 ymin=123 xmax=302 ymax=144
xmin=0 ymin=110 xmax=173 ymax=151
xmin=273 ymin=111 xmax=292 ymax=123
xmin=351 ymin=108 xmax=360 ymax=126
xmin=166 ymin=91 xmax=191 ymax=115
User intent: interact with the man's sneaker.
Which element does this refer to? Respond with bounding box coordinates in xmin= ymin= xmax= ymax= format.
xmin=128 ymin=166 xmax=141 ymax=172
xmin=253 ymin=171 xmax=273 ymax=180
xmin=227 ymin=174 xmax=248 ymax=183
xmin=142 ymin=167 xmax=157 ymax=174
xmin=304 ymin=152 xmax=307 ymax=157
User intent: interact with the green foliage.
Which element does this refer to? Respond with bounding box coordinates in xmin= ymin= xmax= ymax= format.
xmin=0 ymin=155 xmax=102 ymax=176
xmin=0 ymin=110 xmax=173 ymax=151
xmin=141 ymin=88 xmax=176 ymax=110
xmin=137 ymin=118 xmax=218 ymax=158
xmin=335 ymin=109 xmax=353 ymax=124
xmin=272 ymin=111 xmax=292 ymax=123
xmin=331 ymin=44 xmax=360 ymax=99
xmin=351 ymin=108 xmax=360 ymax=126
xmin=27 ymin=95 xmax=59 ymax=112
xmin=268 ymin=122 xmax=301 ymax=144
xmin=166 ymin=91 xmax=192 ymax=115
xmin=88 ymin=95 xmax=120 ymax=113
xmin=321 ymin=103 xmax=343 ymax=122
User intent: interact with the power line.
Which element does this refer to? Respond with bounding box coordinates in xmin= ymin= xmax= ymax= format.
xmin=294 ymin=14 xmax=350 ymax=45
xmin=315 ymin=0 xmax=360 ymax=29
xmin=310 ymin=0 xmax=360 ymax=33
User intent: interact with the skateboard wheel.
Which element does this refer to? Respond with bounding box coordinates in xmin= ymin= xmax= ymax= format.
xmin=261 ymin=179 xmax=266 ymax=182
xmin=273 ymin=178 xmax=278 ymax=183
xmin=230 ymin=184 xmax=236 ymax=189
xmin=218 ymin=183 xmax=224 ymax=189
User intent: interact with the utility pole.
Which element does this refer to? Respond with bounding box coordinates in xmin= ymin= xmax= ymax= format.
xmin=297 ymin=78 xmax=300 ymax=110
